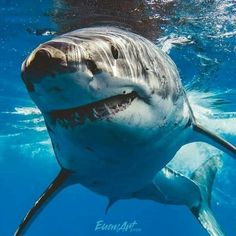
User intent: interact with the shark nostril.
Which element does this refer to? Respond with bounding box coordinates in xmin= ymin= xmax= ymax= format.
xmin=85 ymin=59 xmax=101 ymax=74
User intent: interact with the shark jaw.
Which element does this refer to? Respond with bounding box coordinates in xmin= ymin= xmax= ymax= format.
xmin=49 ymin=91 xmax=139 ymax=127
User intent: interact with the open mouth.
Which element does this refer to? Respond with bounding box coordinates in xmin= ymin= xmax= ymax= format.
xmin=49 ymin=91 xmax=138 ymax=127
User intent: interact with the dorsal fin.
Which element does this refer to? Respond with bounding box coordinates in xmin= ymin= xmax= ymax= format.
xmin=14 ymin=170 xmax=71 ymax=236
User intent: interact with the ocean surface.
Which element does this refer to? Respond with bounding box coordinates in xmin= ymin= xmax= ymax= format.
xmin=0 ymin=1 xmax=236 ymax=235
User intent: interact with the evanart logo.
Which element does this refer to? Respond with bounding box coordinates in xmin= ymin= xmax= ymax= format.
xmin=94 ymin=220 xmax=142 ymax=233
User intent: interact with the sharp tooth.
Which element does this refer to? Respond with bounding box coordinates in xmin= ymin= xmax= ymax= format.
xmin=104 ymin=103 xmax=112 ymax=114
xmin=75 ymin=112 xmax=80 ymax=119
xmin=92 ymin=108 xmax=98 ymax=115
xmin=109 ymin=108 xmax=115 ymax=115
xmin=88 ymin=112 xmax=96 ymax=122
xmin=74 ymin=117 xmax=80 ymax=122
xmin=58 ymin=119 xmax=68 ymax=128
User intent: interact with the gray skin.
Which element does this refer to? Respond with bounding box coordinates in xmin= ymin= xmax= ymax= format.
xmin=16 ymin=26 xmax=235 ymax=235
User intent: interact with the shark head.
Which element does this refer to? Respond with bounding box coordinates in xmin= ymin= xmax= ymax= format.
xmin=21 ymin=27 xmax=185 ymax=133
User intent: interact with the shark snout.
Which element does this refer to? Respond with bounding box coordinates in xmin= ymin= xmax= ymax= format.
xmin=22 ymin=45 xmax=68 ymax=78
xmin=21 ymin=43 xmax=78 ymax=92
xmin=25 ymin=49 xmax=53 ymax=78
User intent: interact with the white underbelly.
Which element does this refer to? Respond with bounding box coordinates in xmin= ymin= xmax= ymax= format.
xmin=47 ymin=119 xmax=190 ymax=197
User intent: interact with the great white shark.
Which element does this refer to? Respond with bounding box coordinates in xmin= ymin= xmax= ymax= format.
xmin=15 ymin=26 xmax=235 ymax=235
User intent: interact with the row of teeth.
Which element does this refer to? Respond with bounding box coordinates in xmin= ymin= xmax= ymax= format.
xmin=93 ymin=98 xmax=132 ymax=117
xmin=56 ymin=98 xmax=133 ymax=127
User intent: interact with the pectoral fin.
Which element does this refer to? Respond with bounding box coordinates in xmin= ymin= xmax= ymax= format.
xmin=14 ymin=169 xmax=71 ymax=236
xmin=193 ymin=122 xmax=236 ymax=159
xmin=184 ymin=90 xmax=236 ymax=159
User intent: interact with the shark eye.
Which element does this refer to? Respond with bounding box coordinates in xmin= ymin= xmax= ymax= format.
xmin=111 ymin=45 xmax=118 ymax=59
xmin=85 ymin=59 xmax=101 ymax=74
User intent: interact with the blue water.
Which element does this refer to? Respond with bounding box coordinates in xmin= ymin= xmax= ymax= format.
xmin=0 ymin=1 xmax=236 ymax=235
